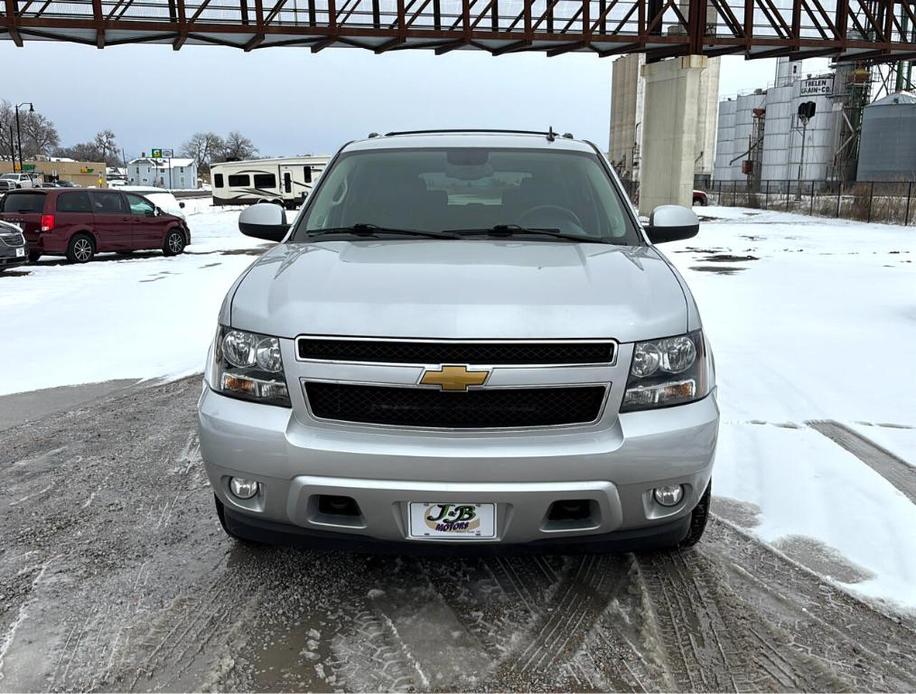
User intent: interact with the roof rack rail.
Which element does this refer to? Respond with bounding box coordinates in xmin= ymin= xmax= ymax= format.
xmin=382 ymin=128 xmax=572 ymax=142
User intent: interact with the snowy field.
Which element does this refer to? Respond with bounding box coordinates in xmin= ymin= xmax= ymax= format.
xmin=0 ymin=198 xmax=269 ymax=396
xmin=2 ymin=201 xmax=915 ymax=613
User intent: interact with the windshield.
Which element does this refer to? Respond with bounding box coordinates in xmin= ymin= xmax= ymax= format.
xmin=291 ymin=147 xmax=639 ymax=244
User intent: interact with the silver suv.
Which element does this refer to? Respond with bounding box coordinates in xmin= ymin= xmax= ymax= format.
xmin=198 ymin=130 xmax=718 ymax=552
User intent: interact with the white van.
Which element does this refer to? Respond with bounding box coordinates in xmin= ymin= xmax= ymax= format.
xmin=210 ymin=156 xmax=329 ymax=209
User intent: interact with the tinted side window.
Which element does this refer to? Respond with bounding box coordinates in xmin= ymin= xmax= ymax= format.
xmin=125 ymin=193 xmax=155 ymax=216
xmin=214 ymin=173 xmax=224 ymax=188
xmin=228 ymin=174 xmax=249 ymax=187
xmin=92 ymin=191 xmax=127 ymax=214
xmin=303 ymin=166 xmax=312 ymax=184
xmin=253 ymin=173 xmax=276 ymax=188
xmin=1 ymin=192 xmax=45 ymax=213
xmin=56 ymin=191 xmax=92 ymax=213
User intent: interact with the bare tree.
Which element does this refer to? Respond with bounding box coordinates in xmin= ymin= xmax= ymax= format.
xmin=93 ymin=129 xmax=120 ymax=166
xmin=218 ymin=131 xmax=258 ymax=162
xmin=0 ymin=100 xmax=60 ymax=161
xmin=180 ymin=131 xmax=225 ymax=172
xmin=53 ymin=130 xmax=120 ymax=166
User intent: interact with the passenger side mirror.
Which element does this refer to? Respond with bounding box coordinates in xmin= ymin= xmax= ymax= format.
xmin=239 ymin=202 xmax=290 ymax=242
xmin=645 ymin=205 xmax=699 ymax=244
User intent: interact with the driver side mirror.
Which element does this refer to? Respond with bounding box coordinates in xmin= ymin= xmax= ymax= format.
xmin=645 ymin=205 xmax=700 ymax=244
xmin=239 ymin=202 xmax=290 ymax=242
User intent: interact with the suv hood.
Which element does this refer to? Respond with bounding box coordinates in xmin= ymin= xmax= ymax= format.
xmin=229 ymin=240 xmax=688 ymax=342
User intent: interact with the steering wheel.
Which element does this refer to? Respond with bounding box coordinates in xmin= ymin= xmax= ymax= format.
xmin=518 ymin=205 xmax=585 ymax=233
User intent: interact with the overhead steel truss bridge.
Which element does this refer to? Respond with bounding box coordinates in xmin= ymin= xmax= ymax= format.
xmin=2 ymin=0 xmax=916 ymax=61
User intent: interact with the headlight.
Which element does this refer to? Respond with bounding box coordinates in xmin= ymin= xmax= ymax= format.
xmin=621 ymin=330 xmax=709 ymax=412
xmin=213 ymin=326 xmax=290 ymax=407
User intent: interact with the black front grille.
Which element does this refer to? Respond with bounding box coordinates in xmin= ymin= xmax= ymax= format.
xmin=0 ymin=233 xmax=24 ymax=248
xmin=305 ymin=382 xmax=607 ymax=428
xmin=297 ymin=338 xmax=615 ymax=365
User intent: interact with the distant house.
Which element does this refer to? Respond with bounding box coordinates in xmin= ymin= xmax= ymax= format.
xmin=127 ymin=157 xmax=198 ymax=190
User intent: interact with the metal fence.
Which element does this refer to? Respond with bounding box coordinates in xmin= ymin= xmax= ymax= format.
xmin=709 ymin=180 xmax=916 ymax=226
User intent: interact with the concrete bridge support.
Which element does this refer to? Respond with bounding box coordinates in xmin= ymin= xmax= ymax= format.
xmin=640 ymin=55 xmax=710 ymax=213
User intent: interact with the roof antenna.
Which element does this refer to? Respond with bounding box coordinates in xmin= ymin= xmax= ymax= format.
xmin=546 ymin=126 xmax=557 ymax=142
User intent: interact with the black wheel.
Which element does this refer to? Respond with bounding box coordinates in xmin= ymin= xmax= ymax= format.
xmin=678 ymin=481 xmax=711 ymax=548
xmin=28 ymin=251 xmax=41 ymax=263
xmin=66 ymin=233 xmax=95 ymax=264
xmin=163 ymin=229 xmax=185 ymax=256
xmin=214 ymin=495 xmax=263 ymax=545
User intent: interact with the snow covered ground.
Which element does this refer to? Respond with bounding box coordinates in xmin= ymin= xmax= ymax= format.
xmin=663 ymin=207 xmax=916 ymax=611
xmin=0 ymin=198 xmax=269 ymax=396
xmin=2 ymin=201 xmax=915 ymax=612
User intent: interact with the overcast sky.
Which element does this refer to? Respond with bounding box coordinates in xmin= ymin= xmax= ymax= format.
xmin=0 ymin=42 xmax=826 ymax=158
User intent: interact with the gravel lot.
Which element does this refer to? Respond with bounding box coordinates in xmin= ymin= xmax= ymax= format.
xmin=1 ymin=378 xmax=914 ymax=692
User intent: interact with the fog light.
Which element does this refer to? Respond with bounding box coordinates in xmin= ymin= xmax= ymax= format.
xmin=653 ymin=484 xmax=684 ymax=507
xmin=229 ymin=477 xmax=259 ymax=500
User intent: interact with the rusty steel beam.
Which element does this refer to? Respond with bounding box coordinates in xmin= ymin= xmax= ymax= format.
xmin=91 ymin=0 xmax=104 ymax=48
xmin=4 ymin=0 xmax=23 ymax=46
xmin=4 ymin=0 xmax=916 ymax=61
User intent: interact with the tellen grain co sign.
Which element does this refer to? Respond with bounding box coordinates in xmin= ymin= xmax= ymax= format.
xmin=800 ymin=76 xmax=834 ymax=97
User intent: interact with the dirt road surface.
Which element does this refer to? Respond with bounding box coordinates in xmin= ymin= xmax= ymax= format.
xmin=1 ymin=378 xmax=914 ymax=692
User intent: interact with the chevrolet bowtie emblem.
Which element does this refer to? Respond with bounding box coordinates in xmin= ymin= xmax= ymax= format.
xmin=419 ymin=365 xmax=490 ymax=392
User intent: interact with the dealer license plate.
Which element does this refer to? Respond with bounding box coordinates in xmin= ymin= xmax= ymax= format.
xmin=408 ymin=502 xmax=496 ymax=539
xmin=15 ymin=248 xmax=25 ymax=257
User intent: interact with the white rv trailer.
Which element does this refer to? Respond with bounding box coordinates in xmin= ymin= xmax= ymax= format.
xmin=210 ymin=156 xmax=329 ymax=209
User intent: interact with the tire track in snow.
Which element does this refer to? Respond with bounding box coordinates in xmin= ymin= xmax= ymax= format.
xmin=808 ymin=419 xmax=916 ymax=503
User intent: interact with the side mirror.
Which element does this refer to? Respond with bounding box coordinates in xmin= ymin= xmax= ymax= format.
xmin=645 ymin=205 xmax=699 ymax=244
xmin=239 ymin=202 xmax=290 ymax=242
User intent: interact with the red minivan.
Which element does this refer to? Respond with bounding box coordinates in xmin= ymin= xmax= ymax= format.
xmin=0 ymin=189 xmax=190 ymax=263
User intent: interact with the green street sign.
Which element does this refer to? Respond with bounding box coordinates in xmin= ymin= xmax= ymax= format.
xmin=22 ymin=163 xmax=36 ymax=171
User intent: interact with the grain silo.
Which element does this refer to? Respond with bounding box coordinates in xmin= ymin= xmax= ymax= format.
xmin=608 ymin=53 xmax=645 ymax=180
xmin=790 ymin=74 xmax=837 ymax=182
xmin=856 ymin=92 xmax=916 ymax=181
xmin=714 ymin=99 xmax=737 ymax=181
xmin=761 ymin=59 xmax=799 ymax=182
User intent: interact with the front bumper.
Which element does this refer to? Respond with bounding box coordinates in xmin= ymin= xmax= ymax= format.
xmin=198 ymin=385 xmax=718 ymax=547
xmin=0 ymin=246 xmax=28 ymax=268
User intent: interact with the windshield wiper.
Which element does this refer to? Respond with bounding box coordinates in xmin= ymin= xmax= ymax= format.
xmin=307 ymin=223 xmax=458 ymax=240
xmin=443 ymin=224 xmax=610 ymax=244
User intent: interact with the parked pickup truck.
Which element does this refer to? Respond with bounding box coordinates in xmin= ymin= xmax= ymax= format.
xmin=198 ymin=129 xmax=718 ymax=553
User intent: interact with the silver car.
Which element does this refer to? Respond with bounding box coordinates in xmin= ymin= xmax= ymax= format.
xmin=0 ymin=220 xmax=28 ymax=270
xmin=198 ymin=130 xmax=718 ymax=552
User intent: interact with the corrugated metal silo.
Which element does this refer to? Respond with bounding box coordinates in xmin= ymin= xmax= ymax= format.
xmin=714 ymin=99 xmax=737 ymax=181
xmin=761 ymin=83 xmax=796 ymax=181
xmin=788 ymin=74 xmax=838 ymax=181
xmin=856 ymin=92 xmax=916 ymax=181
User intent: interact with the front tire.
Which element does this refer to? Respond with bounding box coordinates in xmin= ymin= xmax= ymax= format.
xmin=163 ymin=229 xmax=185 ymax=256
xmin=678 ymin=481 xmax=711 ymax=548
xmin=28 ymin=251 xmax=41 ymax=263
xmin=66 ymin=233 xmax=95 ymax=264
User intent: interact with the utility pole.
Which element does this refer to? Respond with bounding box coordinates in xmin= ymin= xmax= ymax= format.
xmin=7 ymin=124 xmax=15 ymax=166
xmin=14 ymin=102 xmax=34 ymax=174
